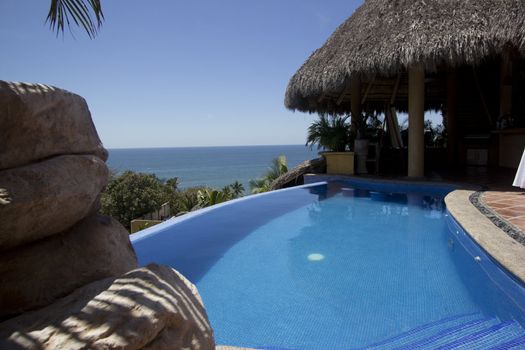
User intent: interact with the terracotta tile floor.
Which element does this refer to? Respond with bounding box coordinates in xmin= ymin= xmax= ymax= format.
xmin=481 ymin=190 xmax=525 ymax=232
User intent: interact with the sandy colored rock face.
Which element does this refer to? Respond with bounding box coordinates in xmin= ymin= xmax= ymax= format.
xmin=0 ymin=155 xmax=108 ymax=250
xmin=0 ymin=215 xmax=137 ymax=319
xmin=0 ymin=264 xmax=215 ymax=350
xmin=0 ymin=81 xmax=107 ymax=170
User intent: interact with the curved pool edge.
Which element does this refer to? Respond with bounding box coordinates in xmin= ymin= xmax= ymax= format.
xmin=130 ymin=181 xmax=329 ymax=244
xmin=445 ymin=189 xmax=525 ymax=283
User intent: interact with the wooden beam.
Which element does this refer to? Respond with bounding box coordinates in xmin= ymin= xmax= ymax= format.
xmin=336 ymin=80 xmax=351 ymax=105
xmin=390 ymin=73 xmax=402 ymax=105
xmin=361 ymin=76 xmax=375 ymax=105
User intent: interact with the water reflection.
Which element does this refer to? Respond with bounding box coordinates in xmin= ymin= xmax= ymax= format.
xmin=286 ymin=186 xmax=484 ymax=342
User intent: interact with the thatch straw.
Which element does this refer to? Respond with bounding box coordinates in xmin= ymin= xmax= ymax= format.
xmin=285 ymin=0 xmax=525 ymax=113
xmin=270 ymin=157 xmax=326 ymax=190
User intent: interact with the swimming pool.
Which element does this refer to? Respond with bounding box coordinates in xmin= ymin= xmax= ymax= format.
xmin=131 ymin=181 xmax=525 ymax=349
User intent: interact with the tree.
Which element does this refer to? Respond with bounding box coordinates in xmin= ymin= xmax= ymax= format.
xmin=168 ymin=187 xmax=204 ymax=216
xmin=222 ymin=181 xmax=245 ymax=199
xmin=249 ymin=155 xmax=288 ymax=194
xmin=100 ymin=171 xmax=167 ymax=229
xmin=47 ymin=0 xmax=104 ymax=38
xmin=197 ymin=189 xmax=231 ymax=208
xmin=249 ymin=177 xmax=272 ymax=194
xmin=306 ymin=115 xmax=352 ymax=152
xmin=196 ymin=181 xmax=245 ymax=208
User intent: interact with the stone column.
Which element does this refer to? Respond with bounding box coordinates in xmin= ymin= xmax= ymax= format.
xmin=408 ymin=67 xmax=425 ymax=177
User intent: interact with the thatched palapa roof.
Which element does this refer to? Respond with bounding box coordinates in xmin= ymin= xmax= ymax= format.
xmin=285 ymin=0 xmax=525 ymax=114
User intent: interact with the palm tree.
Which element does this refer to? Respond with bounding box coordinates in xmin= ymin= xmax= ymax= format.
xmin=306 ymin=115 xmax=352 ymax=152
xmin=47 ymin=0 xmax=104 ymax=38
xmin=266 ymin=155 xmax=288 ymax=181
xmin=249 ymin=177 xmax=272 ymax=194
xmin=249 ymin=155 xmax=288 ymax=194
xmin=227 ymin=181 xmax=245 ymax=198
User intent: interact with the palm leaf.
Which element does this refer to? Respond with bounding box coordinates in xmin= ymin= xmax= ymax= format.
xmin=47 ymin=0 xmax=104 ymax=38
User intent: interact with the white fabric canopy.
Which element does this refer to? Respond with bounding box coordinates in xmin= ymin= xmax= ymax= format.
xmin=513 ymin=148 xmax=525 ymax=188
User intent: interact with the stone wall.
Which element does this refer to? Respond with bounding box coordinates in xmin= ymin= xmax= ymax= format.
xmin=0 ymin=81 xmax=214 ymax=349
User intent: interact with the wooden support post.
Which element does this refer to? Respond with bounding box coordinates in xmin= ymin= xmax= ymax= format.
xmin=408 ymin=67 xmax=425 ymax=177
xmin=500 ymin=51 xmax=513 ymax=120
xmin=351 ymin=77 xmax=361 ymax=137
xmin=472 ymin=67 xmax=493 ymax=125
xmin=336 ymin=80 xmax=351 ymax=105
xmin=446 ymin=70 xmax=458 ymax=165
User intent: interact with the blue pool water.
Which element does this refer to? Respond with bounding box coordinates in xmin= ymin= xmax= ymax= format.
xmin=132 ymin=181 xmax=525 ymax=349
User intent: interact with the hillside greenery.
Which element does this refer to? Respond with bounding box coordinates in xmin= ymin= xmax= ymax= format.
xmin=249 ymin=155 xmax=288 ymax=194
xmin=100 ymin=171 xmax=245 ymax=229
xmin=102 ymin=156 xmax=288 ymax=230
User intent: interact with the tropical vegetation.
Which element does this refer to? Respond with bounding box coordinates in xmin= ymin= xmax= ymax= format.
xmin=306 ymin=115 xmax=353 ymax=152
xmin=196 ymin=182 xmax=245 ymax=208
xmin=249 ymin=155 xmax=288 ymax=194
xmin=100 ymin=171 xmax=247 ymax=230
xmin=47 ymin=0 xmax=104 ymax=38
xmin=101 ymin=155 xmax=294 ymax=230
xmin=101 ymin=171 xmax=167 ymax=229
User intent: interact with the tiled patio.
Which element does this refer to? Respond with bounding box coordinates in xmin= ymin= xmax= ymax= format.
xmin=481 ymin=190 xmax=525 ymax=232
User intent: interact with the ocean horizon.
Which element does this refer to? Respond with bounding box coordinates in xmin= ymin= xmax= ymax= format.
xmin=107 ymin=144 xmax=320 ymax=190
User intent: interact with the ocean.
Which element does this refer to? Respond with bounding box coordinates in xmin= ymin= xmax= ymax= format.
xmin=107 ymin=145 xmax=319 ymax=190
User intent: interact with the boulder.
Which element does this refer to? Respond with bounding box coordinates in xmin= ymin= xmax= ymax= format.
xmin=0 ymin=81 xmax=107 ymax=170
xmin=0 ymin=264 xmax=215 ymax=350
xmin=0 ymin=155 xmax=108 ymax=249
xmin=0 ymin=215 xmax=137 ymax=319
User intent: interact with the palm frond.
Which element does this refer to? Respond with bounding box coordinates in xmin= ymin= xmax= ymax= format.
xmin=46 ymin=0 xmax=104 ymax=38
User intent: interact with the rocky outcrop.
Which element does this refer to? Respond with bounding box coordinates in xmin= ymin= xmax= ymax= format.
xmin=0 ymin=81 xmax=107 ymax=170
xmin=0 ymin=81 xmax=215 ymax=349
xmin=270 ymin=157 xmax=326 ymax=190
xmin=0 ymin=215 xmax=137 ymax=319
xmin=0 ymin=155 xmax=108 ymax=250
xmin=0 ymin=264 xmax=215 ymax=350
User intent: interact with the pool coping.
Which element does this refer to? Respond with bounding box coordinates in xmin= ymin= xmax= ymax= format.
xmin=445 ymin=190 xmax=525 ymax=284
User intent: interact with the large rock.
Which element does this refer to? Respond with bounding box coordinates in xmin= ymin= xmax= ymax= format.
xmin=0 ymin=215 xmax=137 ymax=319
xmin=0 ymin=155 xmax=108 ymax=249
xmin=0 ymin=81 xmax=107 ymax=170
xmin=0 ymin=264 xmax=215 ymax=350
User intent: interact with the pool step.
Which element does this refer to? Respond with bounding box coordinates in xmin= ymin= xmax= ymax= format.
xmin=360 ymin=313 xmax=525 ymax=350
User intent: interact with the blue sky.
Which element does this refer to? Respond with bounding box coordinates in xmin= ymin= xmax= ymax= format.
xmin=1 ymin=0 xmax=365 ymax=148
